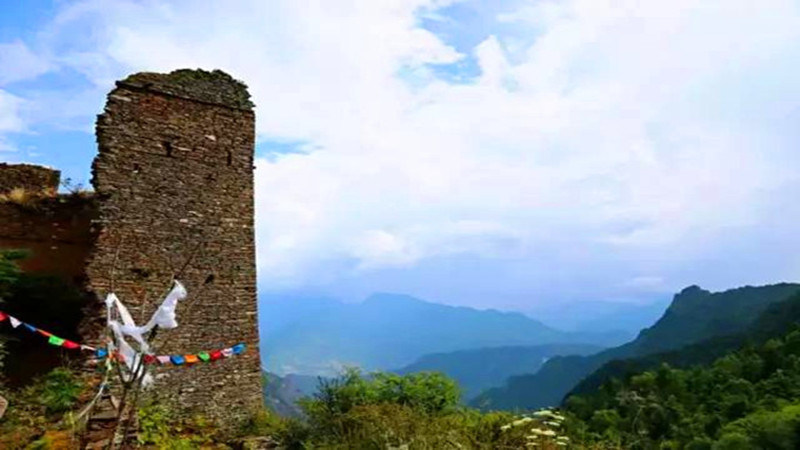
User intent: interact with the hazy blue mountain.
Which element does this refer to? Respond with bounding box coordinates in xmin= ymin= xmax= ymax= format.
xmin=395 ymin=343 xmax=602 ymax=400
xmin=259 ymin=292 xmax=615 ymax=376
xmin=472 ymin=283 xmax=800 ymax=411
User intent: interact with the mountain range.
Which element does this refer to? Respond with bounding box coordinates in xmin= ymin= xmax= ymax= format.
xmin=259 ymin=292 xmax=629 ymax=376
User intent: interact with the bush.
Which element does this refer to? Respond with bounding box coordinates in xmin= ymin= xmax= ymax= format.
xmin=0 ymin=367 xmax=88 ymax=449
xmin=273 ymin=369 xmax=551 ymax=449
xmin=717 ymin=403 xmax=800 ymax=449
xmin=301 ymin=368 xmax=460 ymax=421
xmin=34 ymin=368 xmax=83 ymax=414
xmin=137 ymin=401 xmax=228 ymax=449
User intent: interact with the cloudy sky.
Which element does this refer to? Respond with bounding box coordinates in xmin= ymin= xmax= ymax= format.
xmin=2 ymin=0 xmax=800 ymax=314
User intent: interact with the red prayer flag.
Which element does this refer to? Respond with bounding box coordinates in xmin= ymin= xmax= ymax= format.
xmin=210 ymin=350 xmax=223 ymax=361
xmin=63 ymin=340 xmax=80 ymax=350
xmin=144 ymin=355 xmax=157 ymax=364
xmin=0 ymin=311 xmax=7 ymax=321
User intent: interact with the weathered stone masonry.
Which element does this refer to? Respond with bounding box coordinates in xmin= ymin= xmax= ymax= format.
xmin=0 ymin=69 xmax=262 ymax=422
xmin=0 ymin=163 xmax=60 ymax=195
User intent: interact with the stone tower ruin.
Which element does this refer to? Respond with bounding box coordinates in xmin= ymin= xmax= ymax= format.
xmin=85 ymin=70 xmax=261 ymax=419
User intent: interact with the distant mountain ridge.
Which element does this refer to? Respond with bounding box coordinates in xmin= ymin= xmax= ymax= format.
xmin=260 ymin=292 xmax=623 ymax=376
xmin=395 ymin=343 xmax=602 ymax=400
xmin=472 ymin=283 xmax=800 ymax=410
xmin=569 ymin=287 xmax=800 ymax=398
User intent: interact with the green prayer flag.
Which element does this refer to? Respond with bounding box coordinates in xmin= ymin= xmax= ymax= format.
xmin=48 ymin=335 xmax=65 ymax=346
xmin=198 ymin=352 xmax=210 ymax=362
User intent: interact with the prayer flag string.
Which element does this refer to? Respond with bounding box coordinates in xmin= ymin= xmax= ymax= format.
xmin=97 ymin=343 xmax=247 ymax=367
xmin=0 ymin=309 xmax=247 ymax=367
xmin=0 ymin=309 xmax=95 ymax=352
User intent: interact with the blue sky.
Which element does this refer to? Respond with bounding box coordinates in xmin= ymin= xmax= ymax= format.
xmin=2 ymin=0 xmax=800 ymax=318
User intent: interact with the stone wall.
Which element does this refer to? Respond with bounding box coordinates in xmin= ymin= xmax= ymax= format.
xmin=0 ymin=196 xmax=97 ymax=281
xmin=85 ymin=69 xmax=261 ymax=422
xmin=0 ymin=163 xmax=61 ymax=195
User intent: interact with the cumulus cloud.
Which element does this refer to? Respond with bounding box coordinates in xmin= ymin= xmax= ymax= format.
xmin=3 ymin=0 xmax=800 ymax=308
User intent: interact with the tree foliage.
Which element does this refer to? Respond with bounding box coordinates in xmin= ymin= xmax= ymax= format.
xmin=564 ymin=327 xmax=800 ymax=448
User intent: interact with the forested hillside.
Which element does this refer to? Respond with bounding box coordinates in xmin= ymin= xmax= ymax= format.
xmin=571 ymin=290 xmax=800 ymax=398
xmin=563 ymin=298 xmax=800 ymax=447
xmin=473 ymin=283 xmax=800 ymax=411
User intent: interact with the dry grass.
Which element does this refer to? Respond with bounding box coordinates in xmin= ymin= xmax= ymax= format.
xmin=0 ymin=187 xmax=43 ymax=206
xmin=0 ymin=186 xmax=93 ymax=207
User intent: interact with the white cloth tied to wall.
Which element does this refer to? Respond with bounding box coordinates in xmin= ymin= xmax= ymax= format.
xmin=105 ymin=280 xmax=187 ymax=385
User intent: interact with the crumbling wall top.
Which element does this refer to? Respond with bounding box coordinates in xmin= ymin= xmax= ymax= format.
xmin=116 ymin=69 xmax=254 ymax=111
xmin=0 ymin=163 xmax=61 ymax=195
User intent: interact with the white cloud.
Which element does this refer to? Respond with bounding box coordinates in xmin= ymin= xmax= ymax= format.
xmin=0 ymin=90 xmax=24 ymax=133
xmin=3 ymin=0 xmax=800 ymax=304
xmin=0 ymin=41 xmax=53 ymax=85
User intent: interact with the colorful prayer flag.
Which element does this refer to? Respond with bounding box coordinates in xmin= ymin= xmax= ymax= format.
xmin=198 ymin=352 xmax=210 ymax=362
xmin=9 ymin=316 xmax=21 ymax=328
xmin=63 ymin=340 xmax=80 ymax=350
xmin=144 ymin=354 xmax=157 ymax=365
xmin=0 ymin=311 xmax=7 ymax=321
xmin=222 ymin=348 xmax=233 ymax=357
xmin=38 ymin=329 xmax=52 ymax=337
xmin=23 ymin=323 xmax=37 ymax=333
xmin=232 ymin=343 xmax=246 ymax=355
xmin=96 ymin=348 xmax=108 ymax=359
xmin=170 ymin=355 xmax=185 ymax=365
xmin=185 ymin=354 xmax=199 ymax=364
xmin=157 ymin=356 xmax=171 ymax=365
xmin=210 ymin=350 xmax=223 ymax=361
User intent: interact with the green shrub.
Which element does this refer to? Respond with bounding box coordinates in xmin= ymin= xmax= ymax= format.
xmin=137 ymin=401 xmax=229 ymax=449
xmin=0 ymin=367 xmax=87 ymax=449
xmin=33 ymin=368 xmax=83 ymax=415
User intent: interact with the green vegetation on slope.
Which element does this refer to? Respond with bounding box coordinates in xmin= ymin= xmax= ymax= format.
xmin=253 ymin=368 xmax=568 ymax=449
xmin=570 ymin=290 xmax=800 ymax=398
xmin=472 ymin=283 xmax=800 ymax=411
xmin=563 ymin=325 xmax=800 ymax=448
